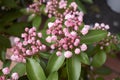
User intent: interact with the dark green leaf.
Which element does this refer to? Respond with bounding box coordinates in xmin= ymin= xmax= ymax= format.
xmin=0 ymin=50 xmax=6 ymax=61
xmin=95 ymin=66 xmax=112 ymax=75
xmin=26 ymin=58 xmax=46 ymax=80
xmin=96 ymin=77 xmax=104 ymax=80
xmin=6 ymin=22 xmax=28 ymax=37
xmin=91 ymin=51 xmax=107 ymax=67
xmin=3 ymin=59 xmax=11 ymax=68
xmin=75 ymin=0 xmax=86 ymax=13
xmin=81 ymin=30 xmax=107 ymax=44
xmin=47 ymin=71 xmax=58 ymax=80
xmin=81 ymin=0 xmax=93 ymax=4
xmin=46 ymin=52 xmax=65 ymax=75
xmin=2 ymin=0 xmax=17 ymax=8
xmin=77 ymin=52 xmax=90 ymax=65
xmin=0 ymin=35 xmax=11 ymax=49
xmin=11 ymin=63 xmax=26 ymax=77
xmin=18 ymin=75 xmax=29 ymax=80
xmin=32 ymin=15 xmax=41 ymax=29
xmin=66 ymin=55 xmax=81 ymax=80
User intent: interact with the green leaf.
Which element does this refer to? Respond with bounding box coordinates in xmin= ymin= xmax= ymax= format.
xmin=11 ymin=63 xmax=26 ymax=77
xmin=26 ymin=58 xmax=46 ymax=80
xmin=81 ymin=0 xmax=93 ymax=4
xmin=47 ymin=71 xmax=58 ymax=80
xmin=0 ymin=35 xmax=11 ymax=49
xmin=0 ymin=50 xmax=6 ymax=61
xmin=6 ymin=22 xmax=28 ymax=37
xmin=3 ymin=59 xmax=11 ymax=68
xmin=96 ymin=77 xmax=104 ymax=80
xmin=91 ymin=51 xmax=107 ymax=67
xmin=77 ymin=52 xmax=90 ymax=65
xmin=81 ymin=30 xmax=107 ymax=44
xmin=32 ymin=15 xmax=41 ymax=29
xmin=44 ymin=17 xmax=55 ymax=29
xmin=2 ymin=0 xmax=17 ymax=8
xmin=18 ymin=75 xmax=29 ymax=80
xmin=46 ymin=52 xmax=65 ymax=75
xmin=66 ymin=55 xmax=81 ymax=80
xmin=75 ymin=0 xmax=86 ymax=13
xmin=0 ymin=10 xmax=22 ymax=25
xmin=95 ymin=66 xmax=112 ymax=75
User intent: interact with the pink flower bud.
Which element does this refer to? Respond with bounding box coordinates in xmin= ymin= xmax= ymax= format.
xmin=70 ymin=31 xmax=77 ymax=36
xmin=48 ymin=22 xmax=54 ymax=28
xmin=80 ymin=44 xmax=87 ymax=51
xmin=75 ymin=48 xmax=81 ymax=54
xmin=56 ymin=51 xmax=62 ymax=56
xmin=25 ymin=27 xmax=29 ymax=32
xmin=70 ymin=2 xmax=77 ymax=10
xmin=2 ymin=67 xmax=10 ymax=75
xmin=26 ymin=50 xmax=32 ymax=55
xmin=46 ymin=36 xmax=52 ymax=43
xmin=21 ymin=33 xmax=27 ymax=38
xmin=81 ymin=28 xmax=89 ymax=35
xmin=11 ymin=72 xmax=19 ymax=80
xmin=38 ymin=32 xmax=42 ymax=38
xmin=64 ymin=51 xmax=72 ymax=58
xmin=14 ymin=37 xmax=20 ymax=43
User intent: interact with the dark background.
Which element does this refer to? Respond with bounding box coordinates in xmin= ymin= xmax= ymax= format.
xmin=84 ymin=0 xmax=120 ymax=33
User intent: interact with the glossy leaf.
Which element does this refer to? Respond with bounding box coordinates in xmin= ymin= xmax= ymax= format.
xmin=81 ymin=30 xmax=107 ymax=44
xmin=47 ymin=71 xmax=58 ymax=80
xmin=91 ymin=51 xmax=107 ymax=67
xmin=26 ymin=58 xmax=46 ymax=80
xmin=32 ymin=15 xmax=41 ymax=29
xmin=75 ymin=0 xmax=86 ymax=13
xmin=11 ymin=63 xmax=26 ymax=77
xmin=77 ymin=52 xmax=90 ymax=65
xmin=66 ymin=55 xmax=81 ymax=80
xmin=46 ymin=52 xmax=65 ymax=75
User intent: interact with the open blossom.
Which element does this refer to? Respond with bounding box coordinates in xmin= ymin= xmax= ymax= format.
xmin=10 ymin=27 xmax=46 ymax=62
xmin=2 ymin=67 xmax=10 ymax=75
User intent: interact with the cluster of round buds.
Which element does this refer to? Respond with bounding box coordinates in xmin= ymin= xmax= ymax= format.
xmin=93 ymin=23 xmax=110 ymax=30
xmin=27 ymin=0 xmax=43 ymax=13
xmin=46 ymin=21 xmax=88 ymax=58
xmin=98 ymin=33 xmax=118 ymax=50
xmin=1 ymin=67 xmax=19 ymax=80
xmin=45 ymin=0 xmax=67 ymax=18
xmin=10 ymin=27 xmax=46 ymax=63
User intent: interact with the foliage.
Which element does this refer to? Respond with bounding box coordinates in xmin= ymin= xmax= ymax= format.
xmin=0 ymin=0 xmax=120 ymax=80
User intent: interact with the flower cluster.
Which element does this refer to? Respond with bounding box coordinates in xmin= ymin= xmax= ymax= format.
xmin=45 ymin=0 xmax=67 ymax=18
xmin=27 ymin=0 xmax=43 ymax=13
xmin=46 ymin=2 xmax=89 ymax=58
xmin=10 ymin=27 xmax=46 ymax=63
xmin=0 ymin=67 xmax=19 ymax=80
xmin=92 ymin=23 xmax=118 ymax=49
